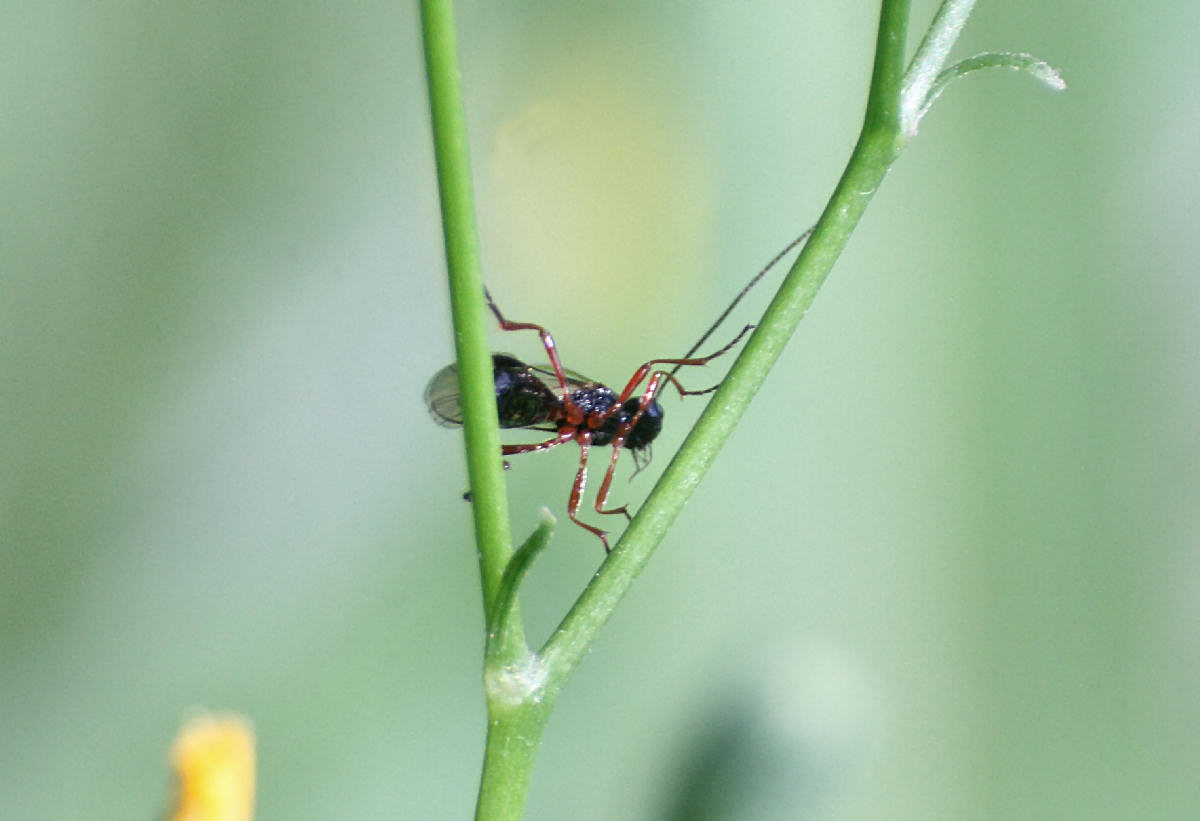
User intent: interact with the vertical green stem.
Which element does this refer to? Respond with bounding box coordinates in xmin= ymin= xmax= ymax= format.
xmin=474 ymin=701 xmax=552 ymax=821
xmin=419 ymin=0 xmax=514 ymax=614
xmin=421 ymin=1 xmax=549 ymax=819
xmin=864 ymin=0 xmax=911 ymax=136
xmin=474 ymin=515 xmax=556 ymax=819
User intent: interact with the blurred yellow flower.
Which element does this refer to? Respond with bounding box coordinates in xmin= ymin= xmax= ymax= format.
xmin=485 ymin=45 xmax=714 ymax=340
xmin=167 ymin=713 xmax=255 ymax=821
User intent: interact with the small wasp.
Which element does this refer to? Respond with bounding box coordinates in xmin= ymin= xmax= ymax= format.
xmin=425 ymin=229 xmax=812 ymax=551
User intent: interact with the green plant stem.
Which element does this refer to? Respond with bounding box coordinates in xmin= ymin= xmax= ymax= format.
xmin=474 ymin=702 xmax=548 ymax=820
xmin=420 ymin=0 xmax=514 ymax=614
xmin=901 ymin=0 xmax=977 ymax=134
xmin=421 ymin=1 xmax=549 ymax=818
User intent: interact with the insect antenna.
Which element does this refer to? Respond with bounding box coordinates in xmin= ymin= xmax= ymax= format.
xmin=669 ymin=224 xmax=816 ymax=387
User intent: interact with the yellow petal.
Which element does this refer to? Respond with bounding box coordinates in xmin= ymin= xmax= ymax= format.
xmin=168 ymin=713 xmax=255 ymax=821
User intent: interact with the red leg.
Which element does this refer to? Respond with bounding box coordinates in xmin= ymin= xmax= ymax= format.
xmin=501 ymin=429 xmax=574 ymax=456
xmin=593 ymin=368 xmax=679 ymax=520
xmin=611 ymin=370 xmax=671 ymax=453
xmin=588 ymin=327 xmax=753 ymax=521
xmin=485 ymin=290 xmax=575 ymax=401
xmin=612 ymin=324 xmax=754 ymax=404
xmin=593 ymin=442 xmax=633 ymax=522
xmin=565 ymin=431 xmax=611 ymax=551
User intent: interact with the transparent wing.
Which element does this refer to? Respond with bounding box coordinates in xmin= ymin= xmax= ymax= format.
xmin=425 ymin=356 xmax=601 ymax=430
xmin=525 ymin=363 xmax=597 ymax=394
xmin=424 ymin=362 xmax=465 ymax=427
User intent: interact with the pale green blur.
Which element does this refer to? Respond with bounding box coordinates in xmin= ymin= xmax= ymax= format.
xmin=3 ymin=2 xmax=1197 ymax=819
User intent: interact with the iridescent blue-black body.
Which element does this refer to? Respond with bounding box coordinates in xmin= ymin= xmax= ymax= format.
xmin=569 ymin=385 xmax=663 ymax=449
xmin=490 ymin=354 xmax=557 ymax=428
xmin=424 ymin=354 xmax=663 ymax=451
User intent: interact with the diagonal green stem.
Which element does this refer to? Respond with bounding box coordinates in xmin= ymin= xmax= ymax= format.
xmin=900 ymin=0 xmax=977 ymax=134
xmin=539 ymin=0 xmax=911 ymax=692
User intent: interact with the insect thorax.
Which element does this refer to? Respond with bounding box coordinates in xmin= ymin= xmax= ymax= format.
xmin=570 ymin=385 xmax=663 ymax=450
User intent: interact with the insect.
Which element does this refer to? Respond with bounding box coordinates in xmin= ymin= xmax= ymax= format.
xmin=425 ymin=228 xmax=813 ymax=551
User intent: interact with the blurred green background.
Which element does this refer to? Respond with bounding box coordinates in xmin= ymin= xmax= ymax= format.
xmin=3 ymin=1 xmax=1197 ymax=819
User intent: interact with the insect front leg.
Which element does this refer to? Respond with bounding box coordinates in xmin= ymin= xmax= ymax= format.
xmin=594 ymin=370 xmax=675 ymax=522
xmin=613 ymin=323 xmax=756 ymax=403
